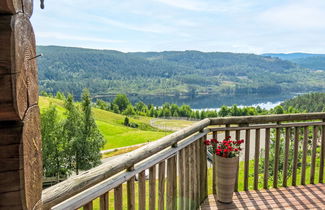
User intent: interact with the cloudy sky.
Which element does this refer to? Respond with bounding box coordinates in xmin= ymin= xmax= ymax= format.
xmin=31 ymin=0 xmax=325 ymax=53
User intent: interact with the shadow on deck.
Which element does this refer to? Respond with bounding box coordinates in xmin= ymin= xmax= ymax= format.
xmin=200 ymin=183 xmax=325 ymax=209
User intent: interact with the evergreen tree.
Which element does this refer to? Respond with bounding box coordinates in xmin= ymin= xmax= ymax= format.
xmin=78 ymin=89 xmax=106 ymax=173
xmin=62 ymin=94 xmax=83 ymax=174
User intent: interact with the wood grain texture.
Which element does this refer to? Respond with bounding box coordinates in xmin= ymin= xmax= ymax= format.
xmin=200 ymin=184 xmax=325 ymax=210
xmin=244 ymin=128 xmax=250 ymax=191
xmin=283 ymin=127 xmax=291 ymax=187
xmin=184 ymin=146 xmax=190 ymax=210
xmin=0 ymin=106 xmax=41 ymax=210
xmin=114 ymin=185 xmax=122 ymax=210
xmin=178 ymin=149 xmax=184 ymax=209
xmin=42 ymin=120 xmax=210 ymax=209
xmin=99 ymin=192 xmax=108 ymax=210
xmin=292 ymin=127 xmax=300 ymax=186
xmin=301 ymin=127 xmax=308 ymax=185
xmin=127 ymin=175 xmax=135 ymax=210
xmin=310 ymin=126 xmax=318 ymax=184
xmin=0 ymin=0 xmax=33 ymax=17
xmin=234 ymin=129 xmax=240 ymax=192
xmin=320 ymin=123 xmax=325 ymax=183
xmin=83 ymin=201 xmax=93 ymax=210
xmin=210 ymin=113 xmax=325 ymax=125
xmin=254 ymin=128 xmax=260 ymax=190
xmin=158 ymin=161 xmax=165 ymax=210
xmin=167 ymin=155 xmax=177 ymax=210
xmin=149 ymin=165 xmax=156 ymax=210
xmin=273 ymin=127 xmax=281 ymax=188
xmin=199 ymin=135 xmax=207 ymax=203
xmin=21 ymin=105 xmax=42 ymax=210
xmin=264 ymin=128 xmax=270 ymax=189
xmin=138 ymin=171 xmax=146 ymax=210
xmin=0 ymin=13 xmax=38 ymax=121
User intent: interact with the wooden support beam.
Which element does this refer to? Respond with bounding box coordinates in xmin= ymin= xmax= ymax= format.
xmin=0 ymin=0 xmax=33 ymax=17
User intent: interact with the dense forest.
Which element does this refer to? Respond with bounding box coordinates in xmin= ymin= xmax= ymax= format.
xmin=264 ymin=53 xmax=325 ymax=70
xmin=281 ymin=92 xmax=325 ymax=112
xmin=37 ymin=46 xmax=325 ymax=97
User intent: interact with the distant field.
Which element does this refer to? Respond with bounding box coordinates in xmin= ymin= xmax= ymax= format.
xmin=39 ymin=97 xmax=171 ymax=150
xmin=150 ymin=118 xmax=195 ymax=131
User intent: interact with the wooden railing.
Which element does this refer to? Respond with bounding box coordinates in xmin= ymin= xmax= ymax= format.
xmin=42 ymin=113 xmax=325 ymax=210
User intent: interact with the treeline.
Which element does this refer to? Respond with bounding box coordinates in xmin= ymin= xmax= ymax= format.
xmin=42 ymin=91 xmax=303 ymax=121
xmin=41 ymin=89 xmax=105 ymax=181
xmin=281 ymin=92 xmax=325 ymax=112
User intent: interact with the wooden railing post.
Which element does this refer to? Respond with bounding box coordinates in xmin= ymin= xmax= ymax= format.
xmin=212 ymin=131 xmax=217 ymax=194
xmin=167 ymin=155 xmax=177 ymax=210
xmin=283 ymin=127 xmax=291 ymax=187
xmin=149 ymin=165 xmax=156 ymax=210
xmin=273 ymin=125 xmax=281 ymax=188
xmin=320 ymin=121 xmax=325 ymax=183
xmin=254 ymin=128 xmax=260 ymax=190
xmin=114 ymin=185 xmax=123 ymax=210
xmin=127 ymin=166 xmax=135 ymax=210
xmin=310 ymin=126 xmax=318 ymax=184
xmin=292 ymin=127 xmax=300 ymax=186
xmin=138 ymin=171 xmax=146 ymax=210
xmin=264 ymin=128 xmax=270 ymax=189
xmin=200 ymin=135 xmax=208 ymax=204
xmin=301 ymin=126 xmax=308 ymax=185
xmin=244 ymin=124 xmax=250 ymax=191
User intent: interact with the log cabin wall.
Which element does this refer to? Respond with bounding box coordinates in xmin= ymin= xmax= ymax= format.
xmin=0 ymin=0 xmax=42 ymax=209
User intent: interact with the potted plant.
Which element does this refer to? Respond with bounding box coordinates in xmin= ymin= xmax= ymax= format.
xmin=204 ymin=136 xmax=244 ymax=203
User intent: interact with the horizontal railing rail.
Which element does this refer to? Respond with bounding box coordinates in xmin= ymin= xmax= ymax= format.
xmin=42 ymin=113 xmax=325 ymax=210
xmin=42 ymin=118 xmax=210 ymax=209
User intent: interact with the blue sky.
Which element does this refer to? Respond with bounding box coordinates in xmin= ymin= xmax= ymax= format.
xmin=31 ymin=0 xmax=325 ymax=53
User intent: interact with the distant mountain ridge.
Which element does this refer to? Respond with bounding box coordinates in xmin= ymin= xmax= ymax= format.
xmin=263 ymin=53 xmax=325 ymax=70
xmin=36 ymin=46 xmax=325 ymax=98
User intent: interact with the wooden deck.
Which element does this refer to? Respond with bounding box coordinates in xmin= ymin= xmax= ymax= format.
xmin=200 ymin=183 xmax=325 ymax=209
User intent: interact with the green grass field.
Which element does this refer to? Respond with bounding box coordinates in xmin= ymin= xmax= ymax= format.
xmin=39 ymin=96 xmax=171 ymax=150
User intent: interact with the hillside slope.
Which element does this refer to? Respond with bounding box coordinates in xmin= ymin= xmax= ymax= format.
xmin=263 ymin=53 xmax=325 ymax=70
xmin=39 ymin=96 xmax=171 ymax=149
xmin=37 ymin=46 xmax=325 ymax=98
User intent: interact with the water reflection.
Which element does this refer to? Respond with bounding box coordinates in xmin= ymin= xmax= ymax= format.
xmin=98 ymin=93 xmax=296 ymax=109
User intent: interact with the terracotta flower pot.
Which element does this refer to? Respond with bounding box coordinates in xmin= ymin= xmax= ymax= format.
xmin=215 ymin=155 xmax=239 ymax=203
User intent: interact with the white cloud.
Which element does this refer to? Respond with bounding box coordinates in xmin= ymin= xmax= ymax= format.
xmin=154 ymin=0 xmax=253 ymax=13
xmin=37 ymin=32 xmax=125 ymax=43
xmin=259 ymin=0 xmax=325 ymax=30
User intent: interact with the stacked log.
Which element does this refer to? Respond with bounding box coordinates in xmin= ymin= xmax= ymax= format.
xmin=0 ymin=0 xmax=42 ymax=209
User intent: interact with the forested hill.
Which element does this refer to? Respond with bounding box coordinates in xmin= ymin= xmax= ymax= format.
xmin=37 ymin=46 xmax=325 ymax=97
xmin=263 ymin=53 xmax=325 ymax=70
xmin=281 ymin=92 xmax=325 ymax=112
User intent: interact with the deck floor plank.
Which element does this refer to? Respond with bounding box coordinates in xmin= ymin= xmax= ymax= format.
xmin=200 ymin=183 xmax=325 ymax=209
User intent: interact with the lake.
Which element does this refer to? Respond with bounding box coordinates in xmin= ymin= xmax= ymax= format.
xmin=99 ymin=93 xmax=297 ymax=110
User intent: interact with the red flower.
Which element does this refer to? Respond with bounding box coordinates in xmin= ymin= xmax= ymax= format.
xmin=204 ymin=140 xmax=210 ymax=145
xmin=211 ymin=139 xmax=218 ymax=143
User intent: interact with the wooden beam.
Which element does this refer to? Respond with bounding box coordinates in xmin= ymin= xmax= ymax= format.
xmin=0 ymin=0 xmax=33 ymax=17
xmin=42 ymin=120 xmax=210 ymax=209
xmin=0 ymin=13 xmax=38 ymax=121
xmin=210 ymin=113 xmax=325 ymax=125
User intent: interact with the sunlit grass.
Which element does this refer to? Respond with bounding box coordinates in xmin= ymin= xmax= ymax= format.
xmin=39 ymin=96 xmax=171 ymax=150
